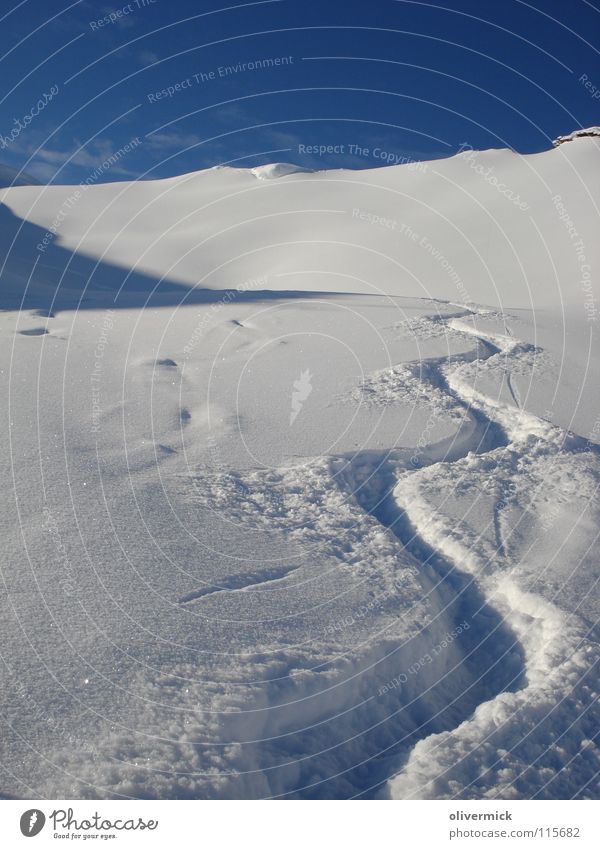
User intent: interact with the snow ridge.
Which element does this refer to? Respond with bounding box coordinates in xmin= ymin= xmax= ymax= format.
xmin=22 ymin=303 xmax=600 ymax=801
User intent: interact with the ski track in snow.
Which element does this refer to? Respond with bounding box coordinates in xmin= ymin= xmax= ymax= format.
xmin=374 ymin=307 xmax=600 ymax=799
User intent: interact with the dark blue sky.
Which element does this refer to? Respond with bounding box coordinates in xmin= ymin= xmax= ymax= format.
xmin=1 ymin=0 xmax=599 ymax=184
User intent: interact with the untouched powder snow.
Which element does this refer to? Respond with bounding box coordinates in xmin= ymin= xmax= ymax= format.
xmin=0 ymin=134 xmax=599 ymax=799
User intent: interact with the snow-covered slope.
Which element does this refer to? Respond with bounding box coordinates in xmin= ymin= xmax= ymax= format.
xmin=2 ymin=134 xmax=599 ymax=311
xmin=0 ymin=134 xmax=599 ymax=799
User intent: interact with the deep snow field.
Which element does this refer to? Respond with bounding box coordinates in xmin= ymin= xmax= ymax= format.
xmin=1 ymin=132 xmax=599 ymax=799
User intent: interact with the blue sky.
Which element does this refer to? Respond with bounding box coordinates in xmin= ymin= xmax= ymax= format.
xmin=1 ymin=0 xmax=599 ymax=184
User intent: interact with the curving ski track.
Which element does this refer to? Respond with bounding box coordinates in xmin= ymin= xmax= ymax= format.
xmin=337 ymin=304 xmax=600 ymax=800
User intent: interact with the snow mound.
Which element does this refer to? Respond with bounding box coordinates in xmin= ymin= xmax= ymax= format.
xmin=250 ymin=162 xmax=314 ymax=180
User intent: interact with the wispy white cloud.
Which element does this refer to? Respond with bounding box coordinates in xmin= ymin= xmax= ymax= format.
xmin=145 ymin=131 xmax=204 ymax=152
xmin=137 ymin=49 xmax=160 ymax=67
xmin=34 ymin=137 xmax=141 ymax=177
xmin=25 ymin=161 xmax=61 ymax=183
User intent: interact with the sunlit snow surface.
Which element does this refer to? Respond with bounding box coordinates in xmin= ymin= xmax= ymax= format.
xmin=1 ymin=138 xmax=599 ymax=799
